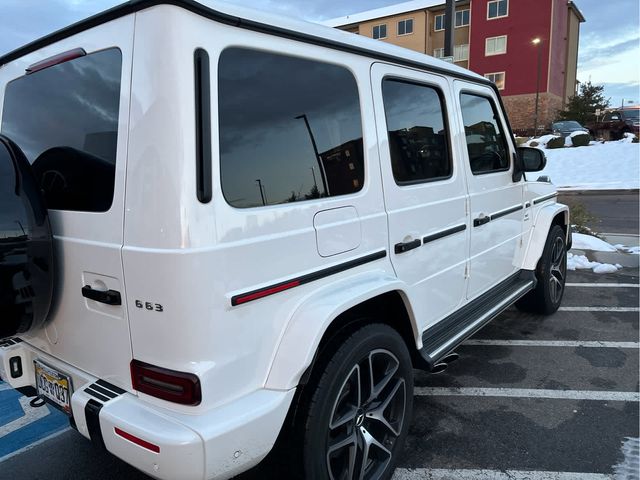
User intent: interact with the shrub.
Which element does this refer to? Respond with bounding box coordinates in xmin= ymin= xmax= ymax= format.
xmin=571 ymin=133 xmax=591 ymax=147
xmin=546 ymin=136 xmax=566 ymax=149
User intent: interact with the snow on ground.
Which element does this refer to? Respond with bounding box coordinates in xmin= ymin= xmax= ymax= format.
xmin=527 ymin=137 xmax=639 ymax=190
xmin=572 ymin=232 xmax=618 ymax=252
xmin=568 ymin=233 xmax=626 ymax=273
xmin=567 ymin=252 xmax=622 ymax=273
xmin=614 ymin=244 xmax=640 ymax=255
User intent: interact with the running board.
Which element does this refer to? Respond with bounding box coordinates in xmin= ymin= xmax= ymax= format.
xmin=419 ymin=270 xmax=536 ymax=369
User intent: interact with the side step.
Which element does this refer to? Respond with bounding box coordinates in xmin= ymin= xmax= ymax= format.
xmin=419 ymin=270 xmax=536 ymax=369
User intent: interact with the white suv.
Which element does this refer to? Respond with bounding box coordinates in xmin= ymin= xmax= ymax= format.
xmin=0 ymin=1 xmax=570 ymax=479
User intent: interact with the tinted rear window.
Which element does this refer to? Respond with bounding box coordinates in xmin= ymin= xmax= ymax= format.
xmin=218 ymin=48 xmax=364 ymax=209
xmin=1 ymin=48 xmax=122 ymax=212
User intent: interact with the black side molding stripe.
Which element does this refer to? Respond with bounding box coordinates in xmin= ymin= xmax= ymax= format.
xmin=423 ymin=224 xmax=466 ymax=244
xmin=231 ymin=250 xmax=387 ymax=306
xmin=533 ymin=193 xmax=558 ymax=205
xmin=491 ymin=204 xmax=523 ymax=221
xmin=525 ymin=202 xmax=531 ymax=208
xmin=85 ymin=399 xmax=105 ymax=450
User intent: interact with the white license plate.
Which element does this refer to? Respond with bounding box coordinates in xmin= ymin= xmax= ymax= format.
xmin=34 ymin=360 xmax=73 ymax=415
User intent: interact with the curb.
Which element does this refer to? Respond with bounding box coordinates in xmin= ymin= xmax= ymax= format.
xmin=557 ymin=190 xmax=639 ymax=196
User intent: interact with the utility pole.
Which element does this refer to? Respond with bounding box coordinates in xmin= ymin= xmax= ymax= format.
xmin=444 ymin=0 xmax=455 ymax=58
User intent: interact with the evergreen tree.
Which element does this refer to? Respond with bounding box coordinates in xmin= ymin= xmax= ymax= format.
xmin=556 ymin=81 xmax=610 ymax=124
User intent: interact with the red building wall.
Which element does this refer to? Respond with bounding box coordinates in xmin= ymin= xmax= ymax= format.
xmin=469 ymin=0 xmax=553 ymax=96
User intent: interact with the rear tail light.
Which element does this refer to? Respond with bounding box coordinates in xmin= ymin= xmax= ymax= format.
xmin=130 ymin=360 xmax=201 ymax=405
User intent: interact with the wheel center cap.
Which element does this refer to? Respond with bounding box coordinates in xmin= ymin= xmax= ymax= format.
xmin=355 ymin=409 xmax=365 ymax=427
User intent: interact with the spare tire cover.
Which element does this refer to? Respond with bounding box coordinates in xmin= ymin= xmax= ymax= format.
xmin=0 ymin=134 xmax=54 ymax=339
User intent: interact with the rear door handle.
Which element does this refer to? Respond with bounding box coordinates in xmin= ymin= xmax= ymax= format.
xmin=394 ymin=239 xmax=421 ymax=254
xmin=473 ymin=215 xmax=490 ymax=227
xmin=82 ymin=285 xmax=121 ymax=305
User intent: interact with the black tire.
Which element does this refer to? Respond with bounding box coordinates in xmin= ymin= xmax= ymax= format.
xmin=516 ymin=224 xmax=567 ymax=314
xmin=299 ymin=323 xmax=413 ymax=480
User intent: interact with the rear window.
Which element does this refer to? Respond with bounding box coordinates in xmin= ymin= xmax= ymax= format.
xmin=1 ymin=48 xmax=122 ymax=212
xmin=218 ymin=48 xmax=364 ymax=209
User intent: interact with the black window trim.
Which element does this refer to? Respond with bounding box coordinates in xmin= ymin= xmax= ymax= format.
xmin=217 ymin=46 xmax=367 ymax=210
xmin=459 ymin=90 xmax=512 ymax=176
xmin=382 ymin=75 xmax=454 ymax=187
xmin=194 ymin=48 xmax=212 ymax=204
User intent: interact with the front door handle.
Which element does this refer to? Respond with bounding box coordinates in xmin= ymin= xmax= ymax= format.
xmin=394 ymin=239 xmax=421 ymax=254
xmin=82 ymin=285 xmax=121 ymax=305
xmin=473 ymin=215 xmax=490 ymax=227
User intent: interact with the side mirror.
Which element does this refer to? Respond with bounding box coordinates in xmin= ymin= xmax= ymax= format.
xmin=518 ymin=146 xmax=547 ymax=172
xmin=0 ymin=134 xmax=54 ymax=338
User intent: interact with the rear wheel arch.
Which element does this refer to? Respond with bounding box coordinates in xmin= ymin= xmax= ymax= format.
xmin=298 ymin=291 xmax=420 ymax=386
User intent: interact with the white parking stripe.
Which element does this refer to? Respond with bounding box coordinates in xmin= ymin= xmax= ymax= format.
xmin=559 ymin=307 xmax=639 ymax=312
xmin=392 ymin=468 xmax=614 ymax=480
xmin=413 ymin=387 xmax=640 ymax=402
xmin=566 ymin=283 xmax=639 ymax=288
xmin=464 ymin=340 xmax=639 ymax=349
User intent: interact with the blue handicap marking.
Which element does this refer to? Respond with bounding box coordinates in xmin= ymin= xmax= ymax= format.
xmin=0 ymin=381 xmax=68 ymax=459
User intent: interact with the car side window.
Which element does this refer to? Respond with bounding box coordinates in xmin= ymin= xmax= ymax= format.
xmin=382 ymin=79 xmax=451 ymax=184
xmin=1 ymin=49 xmax=122 ymax=212
xmin=460 ymin=93 xmax=510 ymax=175
xmin=218 ymin=48 xmax=364 ymax=208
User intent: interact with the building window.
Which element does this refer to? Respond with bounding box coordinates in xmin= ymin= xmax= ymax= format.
xmin=382 ymin=79 xmax=452 ymax=184
xmin=455 ymin=9 xmax=470 ymax=27
xmin=485 ymin=35 xmax=507 ymax=55
xmin=454 ymin=44 xmax=469 ymax=62
xmin=397 ymin=19 xmax=414 ymax=35
xmin=434 ymin=14 xmax=445 ymax=31
xmin=218 ymin=48 xmax=364 ymax=208
xmin=373 ymin=24 xmax=387 ymax=39
xmin=433 ymin=48 xmax=445 ymax=58
xmin=460 ymin=93 xmax=510 ymax=175
xmin=484 ymin=72 xmax=506 ymax=90
xmin=487 ymin=0 xmax=508 ymax=19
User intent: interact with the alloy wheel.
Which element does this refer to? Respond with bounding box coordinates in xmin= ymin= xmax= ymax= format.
xmin=549 ymin=236 xmax=566 ymax=304
xmin=326 ymin=349 xmax=406 ymax=480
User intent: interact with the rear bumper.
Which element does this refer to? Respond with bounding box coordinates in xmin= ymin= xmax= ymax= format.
xmin=0 ymin=338 xmax=295 ymax=480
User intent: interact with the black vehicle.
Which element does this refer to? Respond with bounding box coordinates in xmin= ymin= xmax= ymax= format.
xmin=550 ymin=120 xmax=589 ymax=138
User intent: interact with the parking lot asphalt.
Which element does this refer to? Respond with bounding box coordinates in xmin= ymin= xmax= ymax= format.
xmin=558 ymin=191 xmax=640 ymax=235
xmin=1 ymin=268 xmax=638 ymax=480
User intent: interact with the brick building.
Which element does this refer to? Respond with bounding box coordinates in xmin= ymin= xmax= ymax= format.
xmin=324 ymin=0 xmax=585 ymax=132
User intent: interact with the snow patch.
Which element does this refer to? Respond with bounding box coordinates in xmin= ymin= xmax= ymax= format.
xmin=571 ymin=233 xmax=617 ymax=252
xmin=614 ymin=244 xmax=640 ymax=255
xmin=534 ymin=141 xmax=640 ymax=190
xmin=567 ymin=253 xmax=622 ymax=273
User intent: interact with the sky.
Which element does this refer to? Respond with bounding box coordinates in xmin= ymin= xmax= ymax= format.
xmin=0 ymin=0 xmax=638 ymax=107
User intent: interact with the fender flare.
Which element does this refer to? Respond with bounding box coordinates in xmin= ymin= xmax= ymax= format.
xmin=521 ymin=203 xmax=570 ymax=271
xmin=264 ymin=270 xmax=414 ymax=391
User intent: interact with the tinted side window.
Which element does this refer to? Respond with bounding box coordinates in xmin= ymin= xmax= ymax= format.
xmin=460 ymin=93 xmax=510 ymax=174
xmin=382 ymin=79 xmax=451 ymax=184
xmin=1 ymin=49 xmax=122 ymax=212
xmin=218 ymin=48 xmax=364 ymax=208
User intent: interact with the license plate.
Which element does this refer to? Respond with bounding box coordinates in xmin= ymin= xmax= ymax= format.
xmin=34 ymin=360 xmax=73 ymax=415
